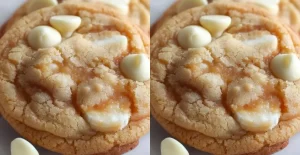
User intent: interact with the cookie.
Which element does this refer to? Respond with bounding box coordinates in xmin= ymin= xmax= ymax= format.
xmin=151 ymin=2 xmax=300 ymax=155
xmin=0 ymin=2 xmax=150 ymax=155
xmin=140 ymin=0 xmax=150 ymax=9
xmin=151 ymin=0 xmax=300 ymax=36
xmin=1 ymin=0 xmax=150 ymax=36
xmin=152 ymin=110 xmax=289 ymax=155
xmin=0 ymin=22 xmax=6 ymax=38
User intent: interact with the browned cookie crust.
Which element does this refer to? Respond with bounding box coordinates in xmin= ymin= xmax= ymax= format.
xmin=152 ymin=110 xmax=290 ymax=155
xmin=140 ymin=0 xmax=150 ymax=9
xmin=2 ymin=110 xmax=146 ymax=155
xmin=245 ymin=141 xmax=288 ymax=155
xmin=0 ymin=22 xmax=6 ymax=39
xmin=96 ymin=141 xmax=139 ymax=155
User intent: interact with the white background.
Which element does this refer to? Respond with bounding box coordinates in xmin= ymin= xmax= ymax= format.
xmin=150 ymin=0 xmax=300 ymax=155
xmin=0 ymin=0 xmax=149 ymax=155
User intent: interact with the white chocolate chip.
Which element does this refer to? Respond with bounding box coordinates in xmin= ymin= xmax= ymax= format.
xmin=120 ymin=54 xmax=150 ymax=82
xmin=97 ymin=0 xmax=130 ymax=14
xmin=227 ymin=78 xmax=281 ymax=132
xmin=270 ymin=53 xmax=300 ymax=81
xmin=27 ymin=26 xmax=62 ymax=50
xmin=77 ymin=79 xmax=130 ymax=133
xmin=176 ymin=0 xmax=208 ymax=13
xmin=235 ymin=104 xmax=281 ymax=132
xmin=252 ymin=0 xmax=280 ymax=15
xmin=85 ymin=104 xmax=131 ymax=132
xmin=94 ymin=35 xmax=128 ymax=50
xmin=200 ymin=15 xmax=231 ymax=37
xmin=161 ymin=137 xmax=189 ymax=155
xmin=50 ymin=15 xmax=82 ymax=37
xmin=11 ymin=138 xmax=39 ymax=155
xmin=243 ymin=34 xmax=278 ymax=50
xmin=27 ymin=0 xmax=58 ymax=14
xmin=177 ymin=25 xmax=212 ymax=49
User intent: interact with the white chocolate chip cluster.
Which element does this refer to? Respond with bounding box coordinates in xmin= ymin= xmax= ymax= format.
xmin=177 ymin=15 xmax=232 ymax=49
xmin=241 ymin=34 xmax=300 ymax=82
xmin=173 ymin=32 xmax=291 ymax=133
xmin=22 ymin=29 xmax=149 ymax=134
xmin=27 ymin=15 xmax=82 ymax=49
xmin=26 ymin=7 xmax=150 ymax=82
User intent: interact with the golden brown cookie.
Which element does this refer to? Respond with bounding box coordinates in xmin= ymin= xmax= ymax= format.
xmin=151 ymin=2 xmax=300 ymax=155
xmin=140 ymin=0 xmax=150 ymax=9
xmin=2 ymin=0 xmax=150 ymax=36
xmin=0 ymin=22 xmax=6 ymax=38
xmin=127 ymin=0 xmax=150 ymax=33
xmin=0 ymin=2 xmax=150 ymax=155
xmin=151 ymin=0 xmax=300 ymax=36
xmin=152 ymin=109 xmax=290 ymax=155
xmin=244 ymin=141 xmax=288 ymax=155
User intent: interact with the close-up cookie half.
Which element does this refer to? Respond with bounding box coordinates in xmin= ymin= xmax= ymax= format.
xmin=151 ymin=0 xmax=300 ymax=36
xmin=0 ymin=0 xmax=150 ymax=37
xmin=151 ymin=2 xmax=300 ymax=155
xmin=0 ymin=2 xmax=150 ymax=155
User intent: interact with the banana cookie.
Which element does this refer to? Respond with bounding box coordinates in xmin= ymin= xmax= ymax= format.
xmin=0 ymin=2 xmax=150 ymax=155
xmin=151 ymin=2 xmax=300 ymax=155
xmin=151 ymin=0 xmax=300 ymax=36
xmin=1 ymin=0 xmax=150 ymax=36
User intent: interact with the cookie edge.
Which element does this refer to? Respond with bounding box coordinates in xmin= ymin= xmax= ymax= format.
xmin=151 ymin=106 xmax=293 ymax=155
xmin=244 ymin=141 xmax=288 ymax=155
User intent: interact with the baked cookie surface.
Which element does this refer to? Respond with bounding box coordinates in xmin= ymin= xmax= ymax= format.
xmin=0 ymin=2 xmax=150 ymax=155
xmin=2 ymin=0 xmax=150 ymax=36
xmin=151 ymin=0 xmax=300 ymax=36
xmin=151 ymin=2 xmax=300 ymax=155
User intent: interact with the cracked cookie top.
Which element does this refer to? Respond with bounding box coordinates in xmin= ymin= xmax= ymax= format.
xmin=0 ymin=2 xmax=150 ymax=138
xmin=151 ymin=0 xmax=300 ymax=36
xmin=4 ymin=0 xmax=149 ymax=35
xmin=151 ymin=2 xmax=300 ymax=139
